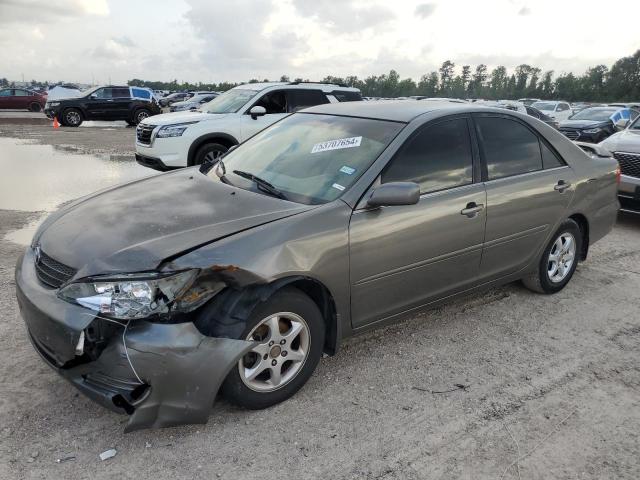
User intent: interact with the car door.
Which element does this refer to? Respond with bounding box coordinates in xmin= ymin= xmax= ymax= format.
xmin=239 ymin=89 xmax=290 ymax=141
xmin=0 ymin=88 xmax=13 ymax=109
xmin=84 ymin=87 xmax=113 ymax=119
xmin=13 ymin=89 xmax=31 ymax=109
xmin=473 ymin=114 xmax=576 ymax=281
xmin=555 ymin=102 xmax=572 ymax=121
xmin=349 ymin=117 xmax=487 ymax=328
xmin=109 ymin=87 xmax=133 ymax=120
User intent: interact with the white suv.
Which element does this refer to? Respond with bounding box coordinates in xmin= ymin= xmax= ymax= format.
xmin=529 ymin=100 xmax=573 ymax=121
xmin=135 ymin=82 xmax=362 ymax=170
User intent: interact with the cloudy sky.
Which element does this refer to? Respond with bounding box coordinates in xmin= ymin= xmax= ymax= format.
xmin=1 ymin=0 xmax=639 ymax=84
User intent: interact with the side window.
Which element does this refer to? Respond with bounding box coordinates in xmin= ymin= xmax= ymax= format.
xmin=94 ymin=88 xmax=112 ymax=99
xmin=253 ymin=90 xmax=287 ymax=114
xmin=557 ymin=103 xmax=569 ymax=112
xmin=540 ymin=141 xmax=564 ymax=169
xmin=14 ymin=89 xmax=29 ymax=96
xmin=631 ymin=109 xmax=640 ymax=121
xmin=288 ymin=90 xmax=329 ymax=112
xmin=131 ymin=88 xmax=151 ymax=99
xmin=382 ymin=118 xmax=473 ymax=194
xmin=112 ymin=87 xmax=130 ymax=98
xmin=0 ymin=89 xmax=13 ymax=97
xmin=476 ymin=116 xmax=542 ymax=180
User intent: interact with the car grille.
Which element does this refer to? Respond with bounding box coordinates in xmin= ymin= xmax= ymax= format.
xmin=613 ymin=152 xmax=640 ymax=179
xmin=136 ymin=124 xmax=155 ymax=144
xmin=560 ymin=129 xmax=580 ymax=141
xmin=35 ymin=249 xmax=77 ymax=288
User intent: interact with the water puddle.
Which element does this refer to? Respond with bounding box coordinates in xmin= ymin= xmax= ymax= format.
xmin=1 ymin=137 xmax=158 ymax=244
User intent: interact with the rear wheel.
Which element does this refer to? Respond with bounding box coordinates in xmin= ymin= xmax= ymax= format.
xmin=221 ymin=287 xmax=325 ymax=409
xmin=133 ymin=108 xmax=151 ymax=125
xmin=29 ymin=102 xmax=42 ymax=112
xmin=522 ymin=219 xmax=582 ymax=294
xmin=193 ymin=142 xmax=228 ymax=166
xmin=62 ymin=108 xmax=83 ymax=127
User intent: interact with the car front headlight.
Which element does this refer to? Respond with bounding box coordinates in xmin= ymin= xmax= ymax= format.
xmin=583 ymin=128 xmax=602 ymax=134
xmin=156 ymin=122 xmax=198 ymax=138
xmin=58 ymin=270 xmax=203 ymax=320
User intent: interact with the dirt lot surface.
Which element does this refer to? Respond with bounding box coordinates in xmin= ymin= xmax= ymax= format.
xmin=1 ymin=115 xmax=639 ymax=480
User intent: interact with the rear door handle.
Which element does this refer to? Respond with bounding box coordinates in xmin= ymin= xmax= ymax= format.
xmin=554 ymin=180 xmax=571 ymax=192
xmin=461 ymin=202 xmax=485 ymax=218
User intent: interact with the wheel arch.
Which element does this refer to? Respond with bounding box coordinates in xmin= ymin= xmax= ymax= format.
xmin=193 ymin=275 xmax=340 ymax=356
xmin=568 ymin=212 xmax=589 ymax=260
xmin=187 ymin=133 xmax=239 ymax=166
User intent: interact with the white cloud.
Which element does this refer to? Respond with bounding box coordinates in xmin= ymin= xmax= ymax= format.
xmin=0 ymin=0 xmax=638 ymax=84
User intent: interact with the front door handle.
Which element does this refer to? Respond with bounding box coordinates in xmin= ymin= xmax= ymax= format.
xmin=460 ymin=202 xmax=485 ymax=218
xmin=554 ymin=180 xmax=571 ymax=192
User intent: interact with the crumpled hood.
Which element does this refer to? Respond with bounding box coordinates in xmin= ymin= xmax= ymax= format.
xmin=599 ymin=129 xmax=640 ymax=153
xmin=36 ymin=169 xmax=313 ymax=278
xmin=141 ymin=110 xmax=227 ymax=126
xmin=559 ymin=119 xmax=609 ymax=129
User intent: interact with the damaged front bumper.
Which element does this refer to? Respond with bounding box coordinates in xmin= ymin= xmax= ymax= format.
xmin=15 ymin=249 xmax=254 ymax=432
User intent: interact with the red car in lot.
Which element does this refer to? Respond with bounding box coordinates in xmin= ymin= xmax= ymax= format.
xmin=0 ymin=88 xmax=47 ymax=112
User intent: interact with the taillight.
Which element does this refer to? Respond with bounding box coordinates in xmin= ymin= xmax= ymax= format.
xmin=616 ymin=166 xmax=621 ymax=184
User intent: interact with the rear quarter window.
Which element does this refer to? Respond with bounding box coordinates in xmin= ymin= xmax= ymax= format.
xmin=331 ymin=91 xmax=362 ymax=102
xmin=131 ymin=88 xmax=151 ymax=100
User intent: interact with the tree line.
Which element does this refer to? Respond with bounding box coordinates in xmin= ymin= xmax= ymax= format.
xmin=4 ymin=50 xmax=638 ymax=102
xmin=129 ymin=50 xmax=640 ymax=102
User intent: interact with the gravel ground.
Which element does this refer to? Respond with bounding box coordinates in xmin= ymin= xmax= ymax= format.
xmin=1 ymin=116 xmax=639 ymax=480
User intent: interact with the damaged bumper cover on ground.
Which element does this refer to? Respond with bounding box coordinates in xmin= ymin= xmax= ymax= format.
xmin=15 ymin=249 xmax=254 ymax=432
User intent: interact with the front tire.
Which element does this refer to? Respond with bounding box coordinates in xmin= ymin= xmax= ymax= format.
xmin=29 ymin=102 xmax=42 ymax=112
xmin=193 ymin=142 xmax=229 ymax=166
xmin=62 ymin=108 xmax=83 ymax=127
xmin=522 ymin=219 xmax=582 ymax=294
xmin=221 ymin=287 xmax=325 ymax=410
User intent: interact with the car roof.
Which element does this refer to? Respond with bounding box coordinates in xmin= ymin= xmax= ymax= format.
xmin=231 ymin=82 xmax=360 ymax=93
xmin=302 ymin=100 xmax=490 ymax=122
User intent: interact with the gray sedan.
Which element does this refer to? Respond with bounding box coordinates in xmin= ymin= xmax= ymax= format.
xmin=16 ymin=101 xmax=619 ymax=431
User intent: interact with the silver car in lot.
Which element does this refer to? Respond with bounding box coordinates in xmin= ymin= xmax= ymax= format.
xmin=600 ymin=114 xmax=640 ymax=212
xmin=16 ymin=101 xmax=619 ymax=431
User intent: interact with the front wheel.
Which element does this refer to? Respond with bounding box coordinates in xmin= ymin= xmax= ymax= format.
xmin=29 ymin=102 xmax=42 ymax=112
xmin=62 ymin=108 xmax=83 ymax=127
xmin=193 ymin=142 xmax=229 ymax=166
xmin=221 ymin=287 xmax=325 ymax=409
xmin=522 ymin=219 xmax=582 ymax=294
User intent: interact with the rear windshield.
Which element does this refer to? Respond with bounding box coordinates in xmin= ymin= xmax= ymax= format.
xmin=531 ymin=101 xmax=556 ymax=111
xmin=570 ymin=108 xmax=617 ymax=121
xmin=209 ymin=113 xmax=404 ymax=204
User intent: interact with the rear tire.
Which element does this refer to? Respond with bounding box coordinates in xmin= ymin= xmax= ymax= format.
xmin=522 ymin=219 xmax=582 ymax=294
xmin=62 ymin=108 xmax=83 ymax=127
xmin=133 ymin=108 xmax=151 ymax=125
xmin=29 ymin=102 xmax=42 ymax=112
xmin=221 ymin=287 xmax=325 ymax=410
xmin=192 ymin=142 xmax=228 ymax=166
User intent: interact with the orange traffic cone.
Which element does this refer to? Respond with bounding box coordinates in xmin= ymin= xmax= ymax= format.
xmin=53 ymin=117 xmax=60 ymax=129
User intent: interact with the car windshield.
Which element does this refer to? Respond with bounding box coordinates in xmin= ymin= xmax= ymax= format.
xmin=531 ymin=101 xmax=556 ymax=111
xmin=81 ymin=86 xmax=101 ymax=97
xmin=630 ymin=116 xmax=640 ymax=130
xmin=208 ymin=113 xmax=404 ymax=204
xmin=570 ymin=108 xmax=617 ymax=121
xmin=201 ymin=89 xmax=259 ymax=114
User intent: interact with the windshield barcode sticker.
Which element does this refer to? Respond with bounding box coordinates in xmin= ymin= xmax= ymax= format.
xmin=332 ymin=183 xmax=346 ymax=191
xmin=311 ymin=136 xmax=362 ymax=154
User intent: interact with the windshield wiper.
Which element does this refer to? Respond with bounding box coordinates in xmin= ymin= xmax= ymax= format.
xmin=232 ymin=170 xmax=288 ymax=200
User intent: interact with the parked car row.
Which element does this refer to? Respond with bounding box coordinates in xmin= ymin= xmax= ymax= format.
xmin=0 ymin=88 xmax=47 ymax=112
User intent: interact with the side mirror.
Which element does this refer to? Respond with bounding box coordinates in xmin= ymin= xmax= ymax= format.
xmin=366 ymin=182 xmax=420 ymax=208
xmin=250 ymin=105 xmax=266 ymax=120
xmin=615 ymin=118 xmax=628 ymax=130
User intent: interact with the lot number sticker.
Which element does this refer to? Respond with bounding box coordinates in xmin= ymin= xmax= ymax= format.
xmin=311 ymin=136 xmax=362 ymax=154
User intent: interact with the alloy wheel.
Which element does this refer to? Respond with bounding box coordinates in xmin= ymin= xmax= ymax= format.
xmin=66 ymin=110 xmax=81 ymax=126
xmin=203 ymin=149 xmax=224 ymax=163
xmin=239 ymin=312 xmax=310 ymax=392
xmin=137 ymin=111 xmax=149 ymax=123
xmin=547 ymin=232 xmax=576 ymax=283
